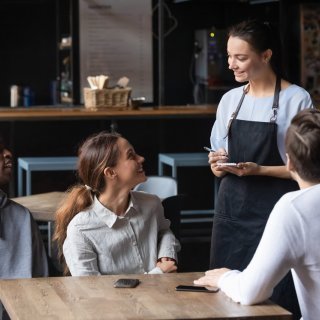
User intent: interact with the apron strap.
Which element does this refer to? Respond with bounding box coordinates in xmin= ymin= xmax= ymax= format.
xmin=225 ymin=78 xmax=281 ymax=138
xmin=270 ymin=77 xmax=281 ymax=123
xmin=225 ymin=84 xmax=249 ymax=137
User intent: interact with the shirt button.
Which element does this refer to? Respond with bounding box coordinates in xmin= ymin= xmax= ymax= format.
xmin=132 ymin=241 xmax=137 ymax=246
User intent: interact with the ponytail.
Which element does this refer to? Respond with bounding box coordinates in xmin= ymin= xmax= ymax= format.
xmin=53 ymin=184 xmax=94 ymax=275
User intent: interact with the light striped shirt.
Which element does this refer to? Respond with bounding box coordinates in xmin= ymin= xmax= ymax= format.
xmin=63 ymin=191 xmax=180 ymax=276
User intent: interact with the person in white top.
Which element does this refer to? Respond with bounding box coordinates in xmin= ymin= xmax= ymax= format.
xmin=195 ymin=108 xmax=320 ymax=320
xmin=53 ymin=131 xmax=180 ymax=276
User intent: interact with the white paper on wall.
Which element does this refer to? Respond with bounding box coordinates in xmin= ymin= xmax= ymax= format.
xmin=79 ymin=0 xmax=153 ymax=103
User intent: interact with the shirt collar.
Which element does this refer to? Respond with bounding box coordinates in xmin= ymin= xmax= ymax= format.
xmin=93 ymin=191 xmax=138 ymax=228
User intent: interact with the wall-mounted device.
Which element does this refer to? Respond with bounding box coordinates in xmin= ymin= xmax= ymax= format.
xmin=193 ymin=27 xmax=234 ymax=104
xmin=194 ymin=27 xmax=233 ymax=87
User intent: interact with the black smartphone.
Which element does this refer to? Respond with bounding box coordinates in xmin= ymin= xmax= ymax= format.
xmin=175 ymin=285 xmax=219 ymax=293
xmin=113 ymin=278 xmax=140 ymax=288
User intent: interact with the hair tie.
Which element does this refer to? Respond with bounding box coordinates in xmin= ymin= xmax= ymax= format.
xmin=84 ymin=184 xmax=92 ymax=191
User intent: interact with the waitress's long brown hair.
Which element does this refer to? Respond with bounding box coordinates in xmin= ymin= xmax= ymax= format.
xmin=53 ymin=131 xmax=121 ymax=275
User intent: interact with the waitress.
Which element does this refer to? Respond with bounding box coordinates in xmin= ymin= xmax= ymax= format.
xmin=208 ymin=19 xmax=313 ymax=319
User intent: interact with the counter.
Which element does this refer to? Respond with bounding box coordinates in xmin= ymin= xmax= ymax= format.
xmin=0 ymin=104 xmax=217 ymax=121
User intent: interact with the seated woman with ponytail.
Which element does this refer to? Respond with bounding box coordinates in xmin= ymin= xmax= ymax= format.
xmin=53 ymin=132 xmax=180 ymax=276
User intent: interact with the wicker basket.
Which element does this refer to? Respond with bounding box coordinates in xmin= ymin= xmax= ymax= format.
xmin=84 ymin=87 xmax=131 ymax=110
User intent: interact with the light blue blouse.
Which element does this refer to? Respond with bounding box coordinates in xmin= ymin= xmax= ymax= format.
xmin=210 ymin=84 xmax=313 ymax=162
xmin=63 ymin=191 xmax=180 ymax=276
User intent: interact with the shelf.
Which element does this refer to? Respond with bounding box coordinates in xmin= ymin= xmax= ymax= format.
xmin=56 ymin=0 xmax=79 ymax=105
xmin=59 ymin=44 xmax=72 ymax=50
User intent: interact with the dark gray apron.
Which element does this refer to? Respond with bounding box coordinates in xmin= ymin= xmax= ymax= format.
xmin=210 ymin=78 xmax=301 ymax=319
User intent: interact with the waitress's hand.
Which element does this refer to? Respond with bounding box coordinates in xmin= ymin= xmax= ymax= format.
xmin=221 ymin=161 xmax=260 ymax=177
xmin=208 ymin=148 xmax=229 ymax=177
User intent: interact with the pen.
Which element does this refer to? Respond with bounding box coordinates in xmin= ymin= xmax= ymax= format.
xmin=203 ymin=146 xmax=215 ymax=152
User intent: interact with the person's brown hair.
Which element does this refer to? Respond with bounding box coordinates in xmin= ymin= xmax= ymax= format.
xmin=53 ymin=131 xmax=121 ymax=275
xmin=228 ymin=19 xmax=283 ymax=77
xmin=285 ymin=108 xmax=320 ymax=182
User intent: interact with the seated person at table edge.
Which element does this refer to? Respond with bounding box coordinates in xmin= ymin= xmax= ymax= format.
xmin=0 ymin=135 xmax=48 ymax=319
xmin=53 ymin=131 xmax=180 ymax=276
xmin=195 ymin=108 xmax=320 ymax=320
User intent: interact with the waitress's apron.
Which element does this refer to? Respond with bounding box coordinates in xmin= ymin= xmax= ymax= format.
xmin=210 ymin=79 xmax=301 ymax=318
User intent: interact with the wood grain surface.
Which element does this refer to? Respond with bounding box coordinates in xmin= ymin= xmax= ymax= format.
xmin=0 ymin=105 xmax=216 ymax=121
xmin=0 ymin=272 xmax=291 ymax=320
xmin=12 ymin=192 xmax=65 ymax=221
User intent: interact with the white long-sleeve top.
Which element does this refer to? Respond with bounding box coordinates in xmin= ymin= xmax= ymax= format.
xmin=218 ymin=184 xmax=320 ymax=320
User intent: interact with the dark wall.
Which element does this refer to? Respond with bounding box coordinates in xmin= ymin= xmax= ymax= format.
xmin=161 ymin=1 xmax=280 ymax=105
xmin=0 ymin=0 xmax=313 ymax=107
xmin=0 ymin=0 xmax=56 ymax=106
xmin=160 ymin=0 xmax=316 ymax=105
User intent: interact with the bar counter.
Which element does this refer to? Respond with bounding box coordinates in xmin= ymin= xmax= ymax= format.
xmin=0 ymin=104 xmax=217 ymax=121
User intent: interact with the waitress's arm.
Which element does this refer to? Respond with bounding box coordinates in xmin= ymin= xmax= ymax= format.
xmin=224 ymin=163 xmax=291 ymax=179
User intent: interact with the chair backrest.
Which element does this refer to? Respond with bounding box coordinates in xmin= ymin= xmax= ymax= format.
xmin=134 ymin=176 xmax=178 ymax=199
xmin=161 ymin=195 xmax=181 ymax=239
xmin=134 ymin=176 xmax=180 ymax=239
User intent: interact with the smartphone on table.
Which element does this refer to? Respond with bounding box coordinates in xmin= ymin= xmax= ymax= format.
xmin=113 ymin=278 xmax=140 ymax=288
xmin=175 ymin=285 xmax=219 ymax=293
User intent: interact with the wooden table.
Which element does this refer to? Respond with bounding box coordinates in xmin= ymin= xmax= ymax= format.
xmin=12 ymin=192 xmax=65 ymax=257
xmin=0 ymin=272 xmax=291 ymax=320
xmin=12 ymin=191 xmax=65 ymax=222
